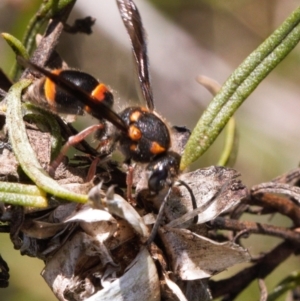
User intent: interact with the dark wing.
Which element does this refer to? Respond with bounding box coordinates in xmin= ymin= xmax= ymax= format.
xmin=116 ymin=0 xmax=154 ymax=111
xmin=17 ymin=56 xmax=127 ymax=133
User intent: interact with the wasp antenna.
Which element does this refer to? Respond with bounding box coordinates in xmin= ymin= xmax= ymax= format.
xmin=17 ymin=56 xmax=128 ymax=133
xmin=117 ymin=0 xmax=154 ymax=111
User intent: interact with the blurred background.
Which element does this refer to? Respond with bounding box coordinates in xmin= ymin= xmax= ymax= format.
xmin=0 ymin=0 xmax=300 ymax=300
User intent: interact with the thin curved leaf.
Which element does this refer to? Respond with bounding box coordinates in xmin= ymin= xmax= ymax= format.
xmin=180 ymin=6 xmax=300 ymax=170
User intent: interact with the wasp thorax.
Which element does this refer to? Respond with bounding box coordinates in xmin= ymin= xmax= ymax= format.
xmin=118 ymin=107 xmax=171 ymax=162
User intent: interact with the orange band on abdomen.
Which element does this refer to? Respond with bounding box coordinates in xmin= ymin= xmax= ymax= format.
xmin=44 ymin=69 xmax=62 ymax=107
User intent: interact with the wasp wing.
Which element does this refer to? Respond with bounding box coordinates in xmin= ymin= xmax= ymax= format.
xmin=117 ymin=0 xmax=154 ymax=111
xmin=18 ymin=56 xmax=127 ymax=133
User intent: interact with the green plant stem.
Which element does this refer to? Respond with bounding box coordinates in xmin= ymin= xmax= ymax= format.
xmin=266 ymin=271 xmax=300 ymax=301
xmin=217 ymin=117 xmax=238 ymax=167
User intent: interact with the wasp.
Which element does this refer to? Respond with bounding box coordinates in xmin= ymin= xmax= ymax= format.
xmin=18 ymin=0 xmax=186 ymax=198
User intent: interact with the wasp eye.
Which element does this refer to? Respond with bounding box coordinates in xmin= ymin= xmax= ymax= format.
xmin=147 ymin=152 xmax=181 ymax=193
xmin=148 ymin=164 xmax=168 ymax=193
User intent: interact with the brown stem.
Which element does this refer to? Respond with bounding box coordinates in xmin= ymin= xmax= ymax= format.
xmin=208 ymin=217 xmax=300 ymax=243
xmin=272 ymin=168 xmax=300 ymax=185
xmin=209 ymin=241 xmax=297 ymax=299
xmin=251 ymin=182 xmax=300 ymax=204
xmin=247 ymin=193 xmax=300 ymax=226
xmin=258 ymin=278 xmax=268 ymax=301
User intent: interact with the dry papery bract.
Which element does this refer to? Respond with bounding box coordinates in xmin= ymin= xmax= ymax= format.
xmin=17 ymin=166 xmax=248 ymax=301
xmin=0 ymin=124 xmax=250 ymax=300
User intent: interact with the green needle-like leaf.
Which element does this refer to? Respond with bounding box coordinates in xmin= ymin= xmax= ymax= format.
xmin=180 ymin=6 xmax=300 ymax=170
xmin=266 ymin=271 xmax=300 ymax=301
xmin=9 ymin=0 xmax=76 ymax=80
xmin=22 ymin=0 xmax=76 ymax=56
xmin=23 ymin=103 xmax=63 ymax=160
xmin=0 ymin=182 xmax=47 ymax=207
xmin=1 ymin=33 xmax=29 ymax=59
xmin=5 ymin=80 xmax=88 ymax=204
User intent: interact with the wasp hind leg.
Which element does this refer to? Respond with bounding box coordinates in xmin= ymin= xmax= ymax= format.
xmin=49 ymin=123 xmax=105 ymax=177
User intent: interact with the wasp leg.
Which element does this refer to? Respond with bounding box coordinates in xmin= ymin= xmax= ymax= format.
xmin=146 ymin=186 xmax=172 ymax=245
xmin=85 ymin=156 xmax=100 ymax=182
xmin=49 ymin=123 xmax=104 ymax=176
xmin=125 ymin=164 xmax=136 ymax=206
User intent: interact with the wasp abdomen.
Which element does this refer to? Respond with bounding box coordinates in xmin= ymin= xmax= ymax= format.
xmin=26 ymin=69 xmax=113 ymax=116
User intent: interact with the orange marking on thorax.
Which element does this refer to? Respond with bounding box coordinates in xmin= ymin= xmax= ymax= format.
xmin=130 ymin=144 xmax=137 ymax=152
xmin=129 ymin=125 xmax=142 ymax=141
xmin=130 ymin=110 xmax=142 ymax=122
xmin=150 ymin=142 xmax=166 ymax=155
